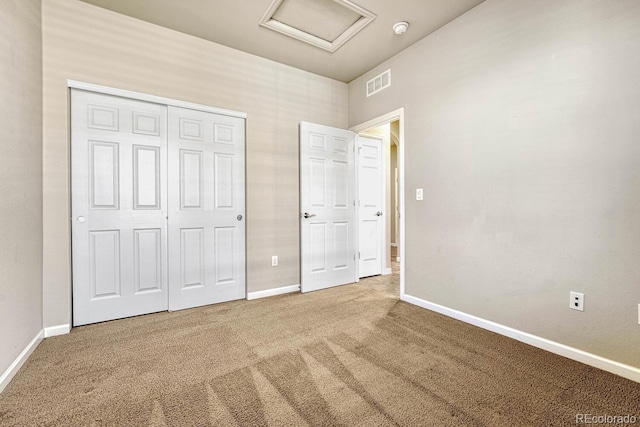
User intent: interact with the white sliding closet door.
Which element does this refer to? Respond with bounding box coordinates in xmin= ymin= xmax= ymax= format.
xmin=72 ymin=89 xmax=246 ymax=326
xmin=167 ymin=107 xmax=246 ymax=310
xmin=71 ymin=90 xmax=168 ymax=326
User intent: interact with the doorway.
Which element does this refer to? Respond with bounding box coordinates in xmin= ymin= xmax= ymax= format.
xmin=299 ymin=109 xmax=405 ymax=298
xmin=351 ymin=109 xmax=405 ymax=298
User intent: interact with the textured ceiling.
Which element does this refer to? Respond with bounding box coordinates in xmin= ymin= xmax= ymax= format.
xmin=78 ymin=0 xmax=485 ymax=83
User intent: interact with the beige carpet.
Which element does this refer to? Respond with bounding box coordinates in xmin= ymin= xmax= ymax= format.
xmin=1 ymin=284 xmax=639 ymax=426
xmin=358 ymin=260 xmax=400 ymax=297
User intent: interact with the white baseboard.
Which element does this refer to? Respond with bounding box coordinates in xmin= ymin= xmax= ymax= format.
xmin=247 ymin=284 xmax=300 ymax=301
xmin=44 ymin=324 xmax=71 ymax=338
xmin=0 ymin=330 xmax=44 ymax=393
xmin=383 ymin=268 xmax=393 ymax=275
xmin=402 ymin=294 xmax=640 ymax=383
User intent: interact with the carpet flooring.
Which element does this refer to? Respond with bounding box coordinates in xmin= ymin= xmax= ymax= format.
xmin=1 ymin=283 xmax=639 ymax=426
xmin=358 ymin=260 xmax=400 ymax=297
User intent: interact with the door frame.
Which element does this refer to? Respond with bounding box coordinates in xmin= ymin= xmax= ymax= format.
xmin=67 ymin=80 xmax=247 ymax=326
xmin=350 ymin=108 xmax=405 ymax=298
xmin=68 ymin=81 xmax=247 ymax=118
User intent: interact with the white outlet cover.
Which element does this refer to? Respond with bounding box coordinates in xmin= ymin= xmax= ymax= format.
xmin=416 ymin=188 xmax=424 ymax=201
xmin=570 ymin=292 xmax=584 ymax=311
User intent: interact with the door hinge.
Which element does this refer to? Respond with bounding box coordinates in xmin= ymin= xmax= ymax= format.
xmin=358 ymin=252 xmax=361 ymax=259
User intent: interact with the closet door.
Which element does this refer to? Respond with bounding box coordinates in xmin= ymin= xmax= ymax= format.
xmin=167 ymin=107 xmax=246 ymax=310
xmin=71 ymin=90 xmax=168 ymax=326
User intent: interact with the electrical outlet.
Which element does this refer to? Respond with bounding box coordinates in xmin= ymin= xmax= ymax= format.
xmin=271 ymin=256 xmax=278 ymax=267
xmin=416 ymin=188 xmax=424 ymax=201
xmin=570 ymin=292 xmax=584 ymax=311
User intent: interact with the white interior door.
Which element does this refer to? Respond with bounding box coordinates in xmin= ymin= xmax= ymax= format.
xmin=358 ymin=136 xmax=384 ymax=278
xmin=394 ymin=167 xmax=399 ymax=248
xmin=300 ymin=121 xmax=356 ymax=293
xmin=71 ymin=90 xmax=168 ymax=326
xmin=167 ymin=106 xmax=246 ymax=310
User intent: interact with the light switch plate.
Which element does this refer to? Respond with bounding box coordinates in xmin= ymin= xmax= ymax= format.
xmin=416 ymin=188 xmax=424 ymax=201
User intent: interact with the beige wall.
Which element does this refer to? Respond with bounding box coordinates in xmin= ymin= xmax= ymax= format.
xmin=0 ymin=1 xmax=43 ymax=377
xmin=42 ymin=0 xmax=348 ymax=327
xmin=349 ymin=0 xmax=640 ymax=368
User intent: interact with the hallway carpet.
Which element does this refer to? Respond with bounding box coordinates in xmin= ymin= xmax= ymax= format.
xmin=1 ymin=284 xmax=638 ymax=426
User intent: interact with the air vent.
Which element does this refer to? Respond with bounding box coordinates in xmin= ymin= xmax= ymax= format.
xmin=366 ymin=69 xmax=391 ymax=97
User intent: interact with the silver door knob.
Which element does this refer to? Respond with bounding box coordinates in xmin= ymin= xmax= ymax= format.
xmin=303 ymin=212 xmax=316 ymax=218
xmin=376 ymin=211 xmax=383 ymax=216
xmin=77 ymin=216 xmax=86 ymax=223
xmin=237 ymin=214 xmax=243 ymax=221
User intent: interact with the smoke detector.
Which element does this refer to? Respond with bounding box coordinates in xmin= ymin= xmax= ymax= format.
xmin=393 ymin=21 xmax=409 ymax=35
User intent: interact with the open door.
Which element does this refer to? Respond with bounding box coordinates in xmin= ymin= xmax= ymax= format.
xmin=357 ymin=135 xmax=384 ymax=278
xmin=300 ymin=121 xmax=356 ymax=292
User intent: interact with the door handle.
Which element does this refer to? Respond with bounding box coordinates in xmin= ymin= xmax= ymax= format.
xmin=376 ymin=211 xmax=383 ymax=217
xmin=237 ymin=214 xmax=243 ymax=221
xmin=77 ymin=216 xmax=86 ymax=223
xmin=302 ymin=212 xmax=316 ymax=219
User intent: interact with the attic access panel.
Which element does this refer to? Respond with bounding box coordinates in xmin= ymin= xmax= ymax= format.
xmin=260 ymin=0 xmax=376 ymax=52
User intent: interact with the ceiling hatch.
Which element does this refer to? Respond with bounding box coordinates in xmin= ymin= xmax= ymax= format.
xmin=260 ymin=0 xmax=376 ymax=52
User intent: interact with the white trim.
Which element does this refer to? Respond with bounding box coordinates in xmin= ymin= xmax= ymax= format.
xmin=351 ymin=108 xmax=405 ymax=300
xmin=44 ymin=324 xmax=71 ymax=338
xmin=402 ymin=294 xmax=640 ymax=383
xmin=383 ymin=268 xmax=392 ymax=275
xmin=351 ymin=109 xmax=404 ymax=134
xmin=354 ymin=134 xmax=360 ymax=282
xmin=247 ymin=284 xmax=300 ymax=301
xmin=0 ymin=331 xmax=44 ymax=393
xmin=67 ymin=80 xmax=247 ymax=119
